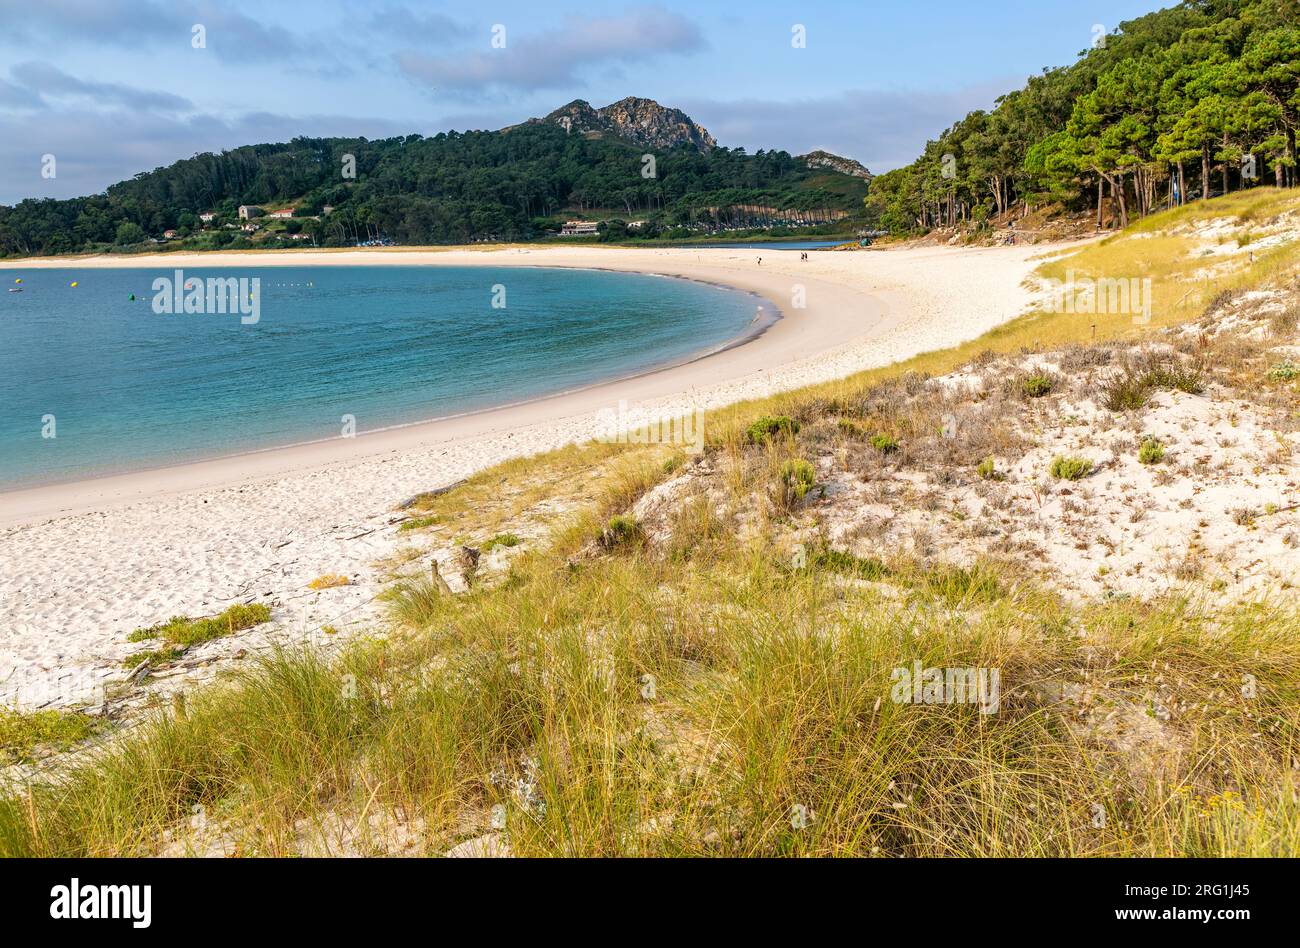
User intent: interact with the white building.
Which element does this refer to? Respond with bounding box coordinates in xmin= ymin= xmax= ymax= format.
xmin=561 ymin=220 xmax=598 ymax=236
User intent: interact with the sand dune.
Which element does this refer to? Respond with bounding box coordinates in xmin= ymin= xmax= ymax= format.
xmin=0 ymin=243 xmax=1057 ymax=708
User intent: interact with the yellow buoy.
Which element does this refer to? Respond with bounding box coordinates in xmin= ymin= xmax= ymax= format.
xmin=70 ymin=281 xmax=78 ymax=287
xmin=13 ymin=278 xmax=20 ymax=284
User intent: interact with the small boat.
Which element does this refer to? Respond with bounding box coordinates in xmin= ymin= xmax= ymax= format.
xmin=7 ymin=287 xmax=21 ymax=293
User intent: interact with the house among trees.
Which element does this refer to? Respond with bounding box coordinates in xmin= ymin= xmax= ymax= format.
xmin=199 ymin=213 xmax=215 ymax=223
xmin=162 ymin=229 xmax=178 ymax=239
xmin=561 ymin=220 xmax=598 ymax=235
xmin=268 ymin=208 xmax=295 ymax=219
xmin=238 ymin=205 xmax=263 ymax=220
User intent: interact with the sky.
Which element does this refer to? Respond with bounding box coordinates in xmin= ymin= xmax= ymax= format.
xmin=0 ymin=0 xmax=1172 ymax=205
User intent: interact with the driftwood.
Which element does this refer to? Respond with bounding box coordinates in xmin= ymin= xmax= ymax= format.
xmin=456 ymin=546 xmax=481 ymax=586
xmin=397 ymin=479 xmax=468 ymax=510
xmin=430 ymin=559 xmax=453 ymax=594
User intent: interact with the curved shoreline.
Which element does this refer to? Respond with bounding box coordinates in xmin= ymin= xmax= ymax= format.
xmin=0 ymin=242 xmax=1058 ymax=709
xmin=0 ymin=264 xmax=781 ymax=495
xmin=0 ymin=246 xmax=874 ymax=526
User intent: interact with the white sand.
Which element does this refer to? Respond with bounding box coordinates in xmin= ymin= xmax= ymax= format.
xmin=0 ymin=243 xmax=1057 ymax=708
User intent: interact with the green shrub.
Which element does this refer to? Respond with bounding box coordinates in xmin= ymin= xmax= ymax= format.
xmin=869 ymin=433 xmax=899 ymax=454
xmin=836 ymin=419 xmax=863 ymax=438
xmin=1145 ymin=364 xmax=1204 ymax=395
xmin=1138 ymin=438 xmax=1166 ymax=465
xmin=746 ymin=415 xmax=800 ymax=444
xmin=483 ymin=533 xmax=522 ymax=552
xmin=976 ymin=457 xmax=1003 ymax=481
xmin=1103 ymin=362 xmax=1205 ymax=410
xmin=1101 ymin=373 xmax=1151 ymax=411
xmin=601 ymin=515 xmax=642 ymax=548
xmin=780 ymin=459 xmax=817 ymax=500
xmin=1021 ymin=374 xmax=1055 ymax=398
xmin=1267 ymin=360 xmax=1299 ymax=382
xmin=1049 ymin=456 xmax=1093 ymax=480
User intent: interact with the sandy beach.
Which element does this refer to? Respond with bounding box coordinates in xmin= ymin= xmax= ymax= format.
xmin=0 ymin=243 xmax=1057 ymax=708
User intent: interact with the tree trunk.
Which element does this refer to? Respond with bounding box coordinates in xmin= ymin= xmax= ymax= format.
xmin=1288 ymin=127 xmax=1297 ymax=187
xmin=1201 ymin=145 xmax=1210 ymax=200
xmin=1222 ymin=133 xmax=1231 ymax=195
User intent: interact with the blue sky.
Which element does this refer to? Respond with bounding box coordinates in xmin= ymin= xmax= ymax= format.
xmin=0 ymin=0 xmax=1170 ymax=204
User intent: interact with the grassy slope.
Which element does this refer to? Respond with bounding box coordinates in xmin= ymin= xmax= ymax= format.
xmin=3 ymin=190 xmax=1298 ymax=857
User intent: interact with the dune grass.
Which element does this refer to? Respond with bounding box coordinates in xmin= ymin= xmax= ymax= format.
xmin=5 ymin=537 xmax=1296 ymax=857
xmin=2 ymin=190 xmax=1297 ymax=857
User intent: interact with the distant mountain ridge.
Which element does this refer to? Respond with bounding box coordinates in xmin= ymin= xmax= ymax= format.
xmin=524 ymin=96 xmax=718 ymax=153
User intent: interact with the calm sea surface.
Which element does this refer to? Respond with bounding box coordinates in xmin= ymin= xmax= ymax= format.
xmin=0 ymin=266 xmax=760 ymax=489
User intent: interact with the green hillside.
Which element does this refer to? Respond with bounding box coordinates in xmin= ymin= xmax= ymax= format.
xmin=0 ymin=122 xmax=869 ymax=257
xmin=870 ymin=0 xmax=1300 ymax=234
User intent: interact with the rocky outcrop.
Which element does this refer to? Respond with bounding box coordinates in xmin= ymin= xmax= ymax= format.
xmin=798 ymin=150 xmax=873 ymax=179
xmin=530 ymin=97 xmax=716 ymax=152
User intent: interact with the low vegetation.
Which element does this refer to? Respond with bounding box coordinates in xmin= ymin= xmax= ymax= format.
xmin=1 ymin=708 xmax=99 ymax=765
xmin=1020 ymin=372 xmax=1055 ymax=398
xmin=746 ymin=415 xmax=800 ymax=444
xmin=5 ymin=536 xmax=1295 ymax=857
xmin=124 ymin=603 xmax=272 ymax=666
xmin=779 ymin=459 xmax=816 ymax=502
xmin=4 ymin=191 xmax=1299 ymax=858
xmin=1049 ymin=456 xmax=1094 ymax=481
xmin=1138 ymin=438 xmax=1166 ymax=465
xmin=308 ymin=574 xmax=351 ymax=590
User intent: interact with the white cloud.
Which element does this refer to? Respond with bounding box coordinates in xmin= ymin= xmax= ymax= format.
xmin=8 ymin=61 xmax=193 ymax=112
xmin=0 ymin=0 xmax=311 ymax=62
xmin=396 ymin=8 xmax=706 ymax=93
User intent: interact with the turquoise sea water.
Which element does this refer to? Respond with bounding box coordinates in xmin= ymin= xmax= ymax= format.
xmin=0 ymin=266 xmax=761 ymax=489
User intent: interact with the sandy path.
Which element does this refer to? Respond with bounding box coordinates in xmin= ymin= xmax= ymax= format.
xmin=0 ymin=243 xmax=1058 ymax=708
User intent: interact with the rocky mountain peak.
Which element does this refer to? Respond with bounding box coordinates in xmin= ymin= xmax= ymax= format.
xmin=532 ymin=97 xmax=716 ymax=152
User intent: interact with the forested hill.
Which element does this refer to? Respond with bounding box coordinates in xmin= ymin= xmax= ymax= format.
xmin=869 ymin=0 xmax=1300 ymax=234
xmin=0 ymin=98 xmax=870 ymax=257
